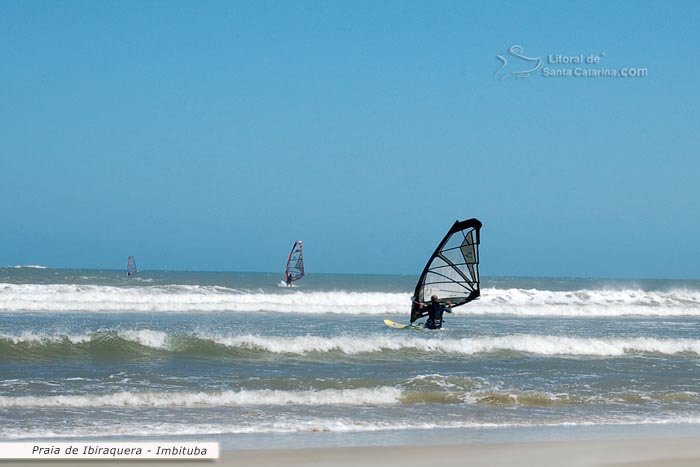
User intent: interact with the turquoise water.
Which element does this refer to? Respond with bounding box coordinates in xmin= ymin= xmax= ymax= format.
xmin=2 ymin=267 xmax=700 ymax=447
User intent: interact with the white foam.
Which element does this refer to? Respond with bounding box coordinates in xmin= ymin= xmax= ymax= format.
xmin=206 ymin=333 xmax=700 ymax=356
xmin=117 ymin=329 xmax=169 ymax=349
xmin=0 ymin=420 xmax=492 ymax=440
xmin=0 ymin=387 xmax=402 ymax=408
xmin=0 ymin=331 xmax=92 ymax=345
xmin=476 ymin=287 xmax=700 ymax=316
xmin=5 ymin=416 xmax=700 ymax=440
xmin=1 ymin=283 xmax=699 ymax=315
xmin=0 ymin=330 xmax=168 ymax=349
xmin=4 ymin=331 xmax=700 ymax=357
xmin=449 ymin=335 xmax=700 ymax=356
xmin=0 ymin=284 xmax=406 ymax=314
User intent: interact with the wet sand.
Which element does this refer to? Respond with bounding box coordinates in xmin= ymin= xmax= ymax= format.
xmin=4 ymin=436 xmax=700 ymax=467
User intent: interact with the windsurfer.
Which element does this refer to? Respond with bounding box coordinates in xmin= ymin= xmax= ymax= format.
xmin=417 ymin=295 xmax=452 ymax=329
xmin=284 ymin=241 xmax=305 ymax=286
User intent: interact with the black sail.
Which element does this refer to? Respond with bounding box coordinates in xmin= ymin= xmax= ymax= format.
xmin=410 ymin=219 xmax=482 ymax=323
xmin=285 ymin=241 xmax=305 ymax=282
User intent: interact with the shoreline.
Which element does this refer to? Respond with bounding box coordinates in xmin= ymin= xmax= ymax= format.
xmin=10 ymin=422 xmax=700 ymax=452
xmin=4 ymin=435 xmax=700 ymax=467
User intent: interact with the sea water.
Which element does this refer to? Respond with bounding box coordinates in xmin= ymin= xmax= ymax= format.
xmin=2 ymin=267 xmax=700 ymax=449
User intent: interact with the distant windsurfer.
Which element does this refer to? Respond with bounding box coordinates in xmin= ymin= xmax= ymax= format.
xmin=126 ymin=256 xmax=137 ymax=277
xmin=415 ymin=295 xmax=452 ymax=329
xmin=284 ymin=241 xmax=304 ymax=286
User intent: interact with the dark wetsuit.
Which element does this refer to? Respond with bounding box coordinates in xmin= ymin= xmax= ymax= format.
xmin=424 ymin=301 xmax=452 ymax=329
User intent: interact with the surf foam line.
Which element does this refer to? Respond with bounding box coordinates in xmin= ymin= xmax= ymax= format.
xmin=1 ymin=284 xmax=699 ymax=315
xmin=0 ymin=387 xmax=403 ymax=408
xmin=8 ymin=265 xmax=48 ymax=269
xmin=202 ymin=334 xmax=700 ymax=356
xmin=0 ymin=284 xmax=407 ymax=314
xmin=4 ymin=331 xmax=700 ymax=357
xmin=0 ymin=283 xmax=700 ymax=317
xmin=6 ymin=416 xmax=700 ymax=440
xmin=478 ymin=287 xmax=700 ymax=316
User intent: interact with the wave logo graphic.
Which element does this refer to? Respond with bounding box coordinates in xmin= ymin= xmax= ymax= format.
xmin=494 ymin=45 xmax=542 ymax=80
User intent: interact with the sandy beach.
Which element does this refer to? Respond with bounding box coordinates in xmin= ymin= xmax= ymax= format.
xmin=3 ymin=436 xmax=700 ymax=467
xmin=233 ymin=438 xmax=700 ymax=467
xmin=218 ymin=438 xmax=700 ymax=467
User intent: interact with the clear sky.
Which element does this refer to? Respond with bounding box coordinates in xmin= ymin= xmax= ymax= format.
xmin=1 ymin=1 xmax=698 ymax=279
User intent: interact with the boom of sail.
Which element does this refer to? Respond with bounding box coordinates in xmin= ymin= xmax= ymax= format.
xmin=285 ymin=241 xmax=305 ymax=283
xmin=410 ymin=218 xmax=481 ymax=323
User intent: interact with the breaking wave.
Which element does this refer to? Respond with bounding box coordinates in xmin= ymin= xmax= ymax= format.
xmin=1 ymin=283 xmax=700 ymax=316
xmin=3 ymin=331 xmax=700 ymax=360
xmin=2 ymin=384 xmax=699 ymax=409
xmin=0 ymin=387 xmax=402 ymax=408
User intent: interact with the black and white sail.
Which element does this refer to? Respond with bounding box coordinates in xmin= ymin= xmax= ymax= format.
xmin=410 ymin=218 xmax=482 ymax=323
xmin=285 ymin=241 xmax=305 ymax=284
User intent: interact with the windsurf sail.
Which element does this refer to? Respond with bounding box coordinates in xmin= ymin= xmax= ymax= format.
xmin=126 ymin=256 xmax=138 ymax=276
xmin=410 ymin=218 xmax=482 ymax=323
xmin=285 ymin=241 xmax=305 ymax=284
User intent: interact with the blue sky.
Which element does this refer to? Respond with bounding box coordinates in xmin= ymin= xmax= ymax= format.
xmin=1 ymin=1 xmax=698 ymax=278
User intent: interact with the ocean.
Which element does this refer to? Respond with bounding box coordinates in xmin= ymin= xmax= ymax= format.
xmin=2 ymin=267 xmax=700 ymax=449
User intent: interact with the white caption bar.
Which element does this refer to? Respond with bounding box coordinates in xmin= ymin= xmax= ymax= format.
xmin=0 ymin=442 xmax=219 ymax=459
